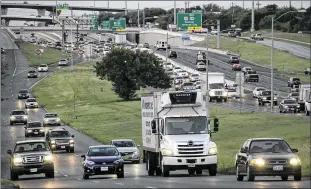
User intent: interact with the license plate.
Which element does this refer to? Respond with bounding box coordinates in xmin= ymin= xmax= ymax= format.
xmin=61 ymin=146 xmax=65 ymax=149
xmin=101 ymin=167 xmax=108 ymax=171
xmin=34 ymin=132 xmax=38 ymax=134
xmin=273 ymin=165 xmax=283 ymax=171
xmin=30 ymin=168 xmax=37 ymax=173
xmin=291 ymin=108 xmax=295 ymax=110
xmin=188 ymin=164 xmax=195 ymax=168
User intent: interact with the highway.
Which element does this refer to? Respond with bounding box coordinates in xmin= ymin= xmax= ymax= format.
xmin=1 ymin=31 xmax=310 ymax=188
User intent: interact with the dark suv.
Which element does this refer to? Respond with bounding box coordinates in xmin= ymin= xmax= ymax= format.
xmin=45 ymin=128 xmax=75 ymax=153
xmin=7 ymin=140 xmax=54 ymax=180
xmin=258 ymin=90 xmax=277 ymax=106
xmin=24 ymin=121 xmax=45 ymax=137
xmin=169 ymin=51 xmax=177 ymax=58
xmin=10 ymin=110 xmax=28 ymax=125
xmin=17 ymin=89 xmax=30 ymax=99
xmin=287 ymin=77 xmax=301 ymax=88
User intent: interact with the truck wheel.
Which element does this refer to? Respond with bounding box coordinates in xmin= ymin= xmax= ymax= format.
xmin=162 ymin=167 xmax=169 ymax=177
xmin=196 ymin=168 xmax=202 ymax=175
xmin=294 ymin=173 xmax=301 ymax=181
xmin=70 ymin=148 xmax=75 ymax=153
xmin=45 ymin=168 xmax=55 ymax=178
xmin=208 ymin=165 xmax=217 ymax=176
xmin=224 ymin=98 xmax=227 ymax=102
xmin=188 ymin=169 xmax=195 ymax=175
xmin=306 ymin=110 xmax=310 ymax=116
xmin=147 ymin=153 xmax=155 ymax=176
xmin=155 ymin=167 xmax=162 ymax=176
xmin=10 ymin=170 xmax=18 ymax=181
xmin=281 ymin=176 xmax=288 ymax=181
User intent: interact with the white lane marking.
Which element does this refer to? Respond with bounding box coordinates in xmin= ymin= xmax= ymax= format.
xmin=64 ymin=175 xmax=68 ymax=177
xmin=146 ymin=186 xmax=157 ymax=188
xmin=12 ymin=67 xmax=17 ymax=77
xmin=76 ymin=178 xmax=82 ymax=181
xmin=92 ymin=181 xmax=100 ymax=183
xmin=115 ymin=183 xmax=124 ymax=186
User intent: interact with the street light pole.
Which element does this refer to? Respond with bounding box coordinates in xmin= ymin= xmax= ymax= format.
xmin=205 ymin=24 xmax=210 ymax=120
xmin=270 ymin=16 xmax=274 ymax=112
xmin=165 ymin=32 xmax=168 ymax=72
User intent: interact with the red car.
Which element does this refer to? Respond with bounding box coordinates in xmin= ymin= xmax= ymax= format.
xmin=232 ymin=64 xmax=241 ymax=71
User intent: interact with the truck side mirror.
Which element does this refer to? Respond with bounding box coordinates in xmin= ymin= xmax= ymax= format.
xmin=213 ymin=118 xmax=219 ymax=132
xmin=7 ymin=150 xmax=12 ymax=155
xmin=151 ymin=120 xmax=157 ymax=134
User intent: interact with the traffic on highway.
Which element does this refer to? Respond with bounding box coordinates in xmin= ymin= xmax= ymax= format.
xmin=1 ymin=1 xmax=310 ymax=188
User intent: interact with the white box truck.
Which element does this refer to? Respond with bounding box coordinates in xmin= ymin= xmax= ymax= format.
xmin=298 ymin=84 xmax=311 ymax=115
xmin=208 ymin=73 xmax=228 ymax=102
xmin=115 ymin=34 xmax=126 ymax=44
xmin=141 ymin=91 xmax=219 ymax=177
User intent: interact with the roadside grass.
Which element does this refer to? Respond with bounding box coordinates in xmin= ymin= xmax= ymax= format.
xmin=193 ymin=36 xmax=310 ymax=73
xmin=242 ymin=30 xmax=311 ymax=45
xmin=33 ymin=61 xmax=310 ymax=177
xmin=19 ymin=41 xmax=69 ymax=67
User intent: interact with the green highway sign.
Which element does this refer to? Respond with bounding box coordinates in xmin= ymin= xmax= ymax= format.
xmin=109 ymin=18 xmax=126 ymax=31
xmin=90 ymin=15 xmax=98 ymax=30
xmin=177 ymin=12 xmax=202 ymax=31
xmin=56 ymin=3 xmax=69 ymax=11
xmin=101 ymin=21 xmax=110 ymax=30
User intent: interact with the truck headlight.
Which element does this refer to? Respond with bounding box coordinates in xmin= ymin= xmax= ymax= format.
xmin=40 ymin=129 xmax=44 ymax=132
xmin=51 ymin=140 xmax=56 ymax=144
xmin=10 ymin=116 xmax=15 ymax=120
xmin=23 ymin=116 xmax=28 ymax=119
xmin=69 ymin=140 xmax=74 ymax=143
xmin=162 ymin=148 xmax=173 ymax=156
xmin=208 ymin=147 xmax=218 ymax=155
xmin=290 ymin=158 xmax=301 ymax=166
xmin=56 ymin=118 xmax=61 ymax=122
xmin=45 ymin=154 xmax=53 ymax=161
xmin=250 ymin=159 xmax=265 ymax=166
xmin=13 ymin=157 xmax=23 ymax=165
xmin=274 ymin=97 xmax=277 ymax=100
xmin=223 ymin=92 xmax=228 ymax=97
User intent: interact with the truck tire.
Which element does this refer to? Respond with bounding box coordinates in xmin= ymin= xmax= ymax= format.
xmin=188 ymin=169 xmax=195 ymax=175
xmin=306 ymin=110 xmax=310 ymax=116
xmin=45 ymin=168 xmax=54 ymax=178
xmin=10 ymin=170 xmax=18 ymax=181
xmin=147 ymin=153 xmax=155 ymax=176
xmin=196 ymin=168 xmax=202 ymax=175
xmin=209 ymin=165 xmax=217 ymax=176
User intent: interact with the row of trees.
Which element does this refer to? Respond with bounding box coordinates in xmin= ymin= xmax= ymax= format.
xmin=94 ymin=48 xmax=170 ymax=100
xmin=98 ymin=3 xmax=311 ymax=32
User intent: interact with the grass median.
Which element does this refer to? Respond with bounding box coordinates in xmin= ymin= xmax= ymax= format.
xmin=19 ymin=41 xmax=69 ymax=67
xmin=33 ymin=61 xmax=310 ymax=177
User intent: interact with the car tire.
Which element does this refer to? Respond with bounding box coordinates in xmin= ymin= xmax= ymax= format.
xmin=24 ymin=122 xmax=27 ymax=125
xmin=25 ymin=106 xmax=28 ymax=109
xmin=117 ymin=168 xmax=124 ymax=178
xmin=297 ymin=110 xmax=300 ymax=113
xmin=294 ymin=174 xmax=301 ymax=181
xmin=306 ymin=110 xmax=310 ymax=116
xmin=45 ymin=168 xmax=55 ymax=178
xmin=281 ymin=176 xmax=288 ymax=181
xmin=208 ymin=165 xmax=217 ymax=176
xmin=246 ymin=165 xmax=254 ymax=181
xmin=10 ymin=121 xmax=13 ymax=126
xmin=236 ymin=166 xmax=243 ymax=181
xmin=83 ymin=173 xmax=89 ymax=179
xmin=279 ymin=109 xmax=282 ymax=113
xmin=196 ymin=168 xmax=203 ymax=175
xmin=10 ymin=170 xmax=18 ymax=181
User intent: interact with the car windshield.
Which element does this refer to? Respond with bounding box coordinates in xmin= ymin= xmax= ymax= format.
xmin=28 ymin=70 xmax=36 ymax=73
xmin=27 ymin=122 xmax=42 ymax=128
xmin=27 ymin=99 xmax=37 ymax=102
xmin=262 ymin=91 xmax=271 ymax=96
xmin=249 ymin=140 xmax=292 ymax=154
xmin=166 ymin=117 xmax=208 ymax=135
xmin=88 ymin=147 xmax=119 ymax=156
xmin=291 ymin=93 xmax=299 ymax=96
xmin=45 ymin=114 xmax=58 ymax=118
xmin=245 ymin=67 xmax=251 ymax=70
xmin=232 ymin=57 xmax=238 ymax=59
xmin=257 ymin=88 xmax=265 ymax=91
xmin=39 ymin=65 xmax=47 ymax=67
xmin=12 ymin=111 xmax=26 ymax=115
xmin=180 ymin=70 xmax=186 ymax=73
xmin=284 ymin=100 xmax=296 ymax=104
xmin=60 ymin=59 xmax=67 ymax=61
xmin=19 ymin=90 xmax=28 ymax=93
xmin=192 ymin=74 xmax=199 ymax=77
xmin=209 ymin=83 xmax=224 ymax=89
xmin=14 ymin=142 xmax=49 ymax=153
xmin=50 ymin=131 xmax=70 ymax=137
xmin=176 ymin=77 xmax=183 ymax=80
xmin=249 ymin=75 xmax=258 ymax=78
xmin=166 ymin=63 xmax=172 ymax=65
xmin=112 ymin=141 xmax=135 ymax=147
xmin=175 ymin=67 xmax=181 ymax=70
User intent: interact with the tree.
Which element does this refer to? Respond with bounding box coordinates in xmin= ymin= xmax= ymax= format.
xmin=94 ymin=48 xmax=171 ymax=100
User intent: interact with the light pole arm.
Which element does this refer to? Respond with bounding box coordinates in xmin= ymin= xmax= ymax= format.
xmin=273 ymin=11 xmax=296 ymax=22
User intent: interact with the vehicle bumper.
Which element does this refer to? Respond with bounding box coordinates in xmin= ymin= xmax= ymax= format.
xmin=10 ymin=119 xmax=27 ymax=123
xmin=51 ymin=144 xmax=74 ymax=151
xmin=12 ymin=163 xmax=54 ymax=175
xmin=26 ymin=131 xmax=45 ymax=136
xmin=44 ymin=121 xmax=61 ymax=125
xmin=210 ymin=96 xmax=227 ymax=100
xmin=162 ymin=155 xmax=217 ymax=170
xmin=84 ymin=164 xmax=123 ymax=175
xmin=26 ymin=104 xmax=39 ymax=108
xmin=18 ymin=95 xmax=29 ymax=99
xmin=249 ymin=164 xmax=301 ymax=176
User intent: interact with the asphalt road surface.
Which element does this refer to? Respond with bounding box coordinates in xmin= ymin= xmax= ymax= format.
xmin=240 ymin=37 xmax=311 ymax=60
xmin=1 ymin=32 xmax=310 ymax=188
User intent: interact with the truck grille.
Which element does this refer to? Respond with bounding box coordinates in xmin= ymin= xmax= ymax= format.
xmin=23 ymin=156 xmax=43 ymax=164
xmin=215 ymin=91 xmax=223 ymax=96
xmin=177 ymin=144 xmax=204 ymax=155
xmin=56 ymin=139 xmax=69 ymax=144
xmin=267 ymin=159 xmax=287 ymax=165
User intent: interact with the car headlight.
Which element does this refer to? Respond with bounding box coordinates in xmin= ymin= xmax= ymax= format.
xmin=28 ymin=74 xmax=30 ymax=76
xmin=250 ymin=159 xmax=265 ymax=166
xmin=27 ymin=130 xmax=32 ymax=133
xmin=297 ymin=105 xmax=300 ymax=108
xmin=285 ymin=106 xmax=288 ymax=108
xmin=51 ymin=140 xmax=56 ymax=144
xmin=208 ymin=147 xmax=218 ymax=155
xmin=69 ymin=140 xmax=74 ymax=144
xmin=134 ymin=150 xmax=139 ymax=155
xmin=43 ymin=118 xmax=48 ymax=123
xmin=13 ymin=157 xmax=23 ymax=165
xmin=86 ymin=160 xmax=95 ymax=165
xmin=40 ymin=129 xmax=44 ymax=132
xmin=161 ymin=148 xmax=173 ymax=156
xmin=263 ymin=97 xmax=267 ymax=100
xmin=10 ymin=116 xmax=15 ymax=120
xmin=45 ymin=154 xmax=53 ymax=161
xmin=290 ymin=158 xmax=301 ymax=166
xmin=56 ymin=118 xmax=61 ymax=122
xmin=274 ymin=97 xmax=277 ymax=100
xmin=23 ymin=116 xmax=28 ymax=119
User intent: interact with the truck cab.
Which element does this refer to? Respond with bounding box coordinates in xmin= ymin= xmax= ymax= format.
xmin=142 ymin=91 xmax=219 ymax=177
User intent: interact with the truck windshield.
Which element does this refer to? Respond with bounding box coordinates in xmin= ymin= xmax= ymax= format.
xmin=209 ymin=83 xmax=224 ymax=89
xmin=165 ymin=117 xmax=208 ymax=135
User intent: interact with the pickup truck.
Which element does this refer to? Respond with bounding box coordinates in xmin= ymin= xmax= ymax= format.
xmin=245 ymin=71 xmax=259 ymax=82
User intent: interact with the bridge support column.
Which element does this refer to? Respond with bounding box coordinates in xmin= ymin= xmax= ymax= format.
xmin=1 ymin=8 xmax=8 ymax=15
xmin=37 ymin=9 xmax=46 ymax=27
xmin=5 ymin=20 xmax=10 ymax=26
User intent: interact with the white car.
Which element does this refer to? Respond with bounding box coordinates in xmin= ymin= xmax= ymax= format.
xmin=164 ymin=62 xmax=173 ymax=70
xmin=195 ymin=81 xmax=202 ymax=89
xmin=37 ymin=64 xmax=49 ymax=72
xmin=182 ymin=82 xmax=196 ymax=91
xmin=43 ymin=113 xmax=61 ymax=126
xmin=242 ymin=67 xmax=252 ymax=74
xmin=58 ymin=59 xmax=68 ymax=66
xmin=111 ymin=139 xmax=141 ymax=163
xmin=173 ymin=66 xmax=182 ymax=74
xmin=177 ymin=70 xmax=189 ymax=78
xmin=211 ymin=29 xmax=218 ymax=35
xmin=25 ymin=98 xmax=39 ymax=109
xmin=196 ymin=62 xmax=206 ymax=71
xmin=253 ymin=87 xmax=266 ymax=98
xmin=190 ymin=73 xmax=200 ymax=82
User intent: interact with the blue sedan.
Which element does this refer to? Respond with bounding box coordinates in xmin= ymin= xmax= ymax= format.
xmin=81 ymin=145 xmax=125 ymax=179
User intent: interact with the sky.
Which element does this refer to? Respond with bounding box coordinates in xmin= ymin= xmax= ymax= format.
xmin=2 ymin=1 xmax=311 ymax=25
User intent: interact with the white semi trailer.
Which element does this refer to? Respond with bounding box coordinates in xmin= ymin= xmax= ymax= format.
xmin=298 ymin=84 xmax=311 ymax=115
xmin=141 ymin=91 xmax=219 ymax=177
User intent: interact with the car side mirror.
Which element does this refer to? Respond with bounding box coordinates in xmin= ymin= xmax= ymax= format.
xmin=7 ymin=150 xmax=12 ymax=155
xmin=151 ymin=120 xmax=157 ymax=134
xmin=137 ymin=145 xmax=140 ymax=147
xmin=292 ymin=149 xmax=298 ymax=153
xmin=72 ymin=135 xmax=74 ymax=138
xmin=81 ymin=154 xmax=85 ymax=159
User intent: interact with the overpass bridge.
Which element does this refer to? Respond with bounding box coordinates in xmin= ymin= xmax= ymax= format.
xmin=1 ymin=15 xmax=54 ymax=26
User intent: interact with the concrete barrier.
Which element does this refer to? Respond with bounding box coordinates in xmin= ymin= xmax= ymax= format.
xmin=5 ymin=28 xmax=18 ymax=40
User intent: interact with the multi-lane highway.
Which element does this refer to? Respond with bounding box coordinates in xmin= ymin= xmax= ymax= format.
xmin=1 ymin=30 xmax=310 ymax=188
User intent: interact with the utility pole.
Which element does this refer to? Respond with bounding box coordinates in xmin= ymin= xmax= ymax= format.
xmin=125 ymin=1 xmax=128 ymax=16
xmin=251 ymin=1 xmax=255 ymax=32
xmin=107 ymin=1 xmax=110 ymax=8
xmin=205 ymin=25 xmax=210 ymax=124
xmin=231 ymin=2 xmax=234 ymax=23
xmin=256 ymin=1 xmax=261 ymax=9
xmin=143 ymin=8 xmax=145 ymax=27
xmin=217 ymin=20 xmax=220 ymax=49
xmin=243 ymin=1 xmax=245 ymax=10
xmin=174 ymin=1 xmax=176 ymax=25
xmin=137 ymin=2 xmax=140 ymax=28
xmin=289 ymin=1 xmax=292 ymax=9
xmin=165 ymin=32 xmax=168 ymax=71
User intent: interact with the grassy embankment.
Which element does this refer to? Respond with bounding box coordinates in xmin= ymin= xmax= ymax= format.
xmin=193 ymin=36 xmax=311 ymax=82
xmin=1 ymin=179 xmax=20 ymax=188
xmin=33 ymin=62 xmax=310 ymax=176
xmin=19 ymin=41 xmax=69 ymax=67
